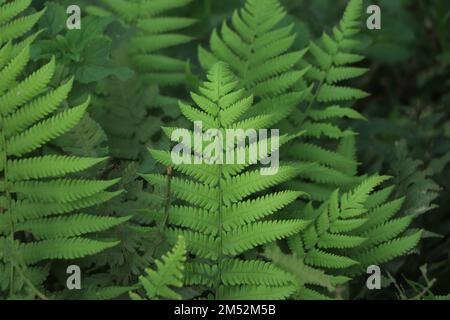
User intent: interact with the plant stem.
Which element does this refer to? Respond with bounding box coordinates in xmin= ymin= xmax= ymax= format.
xmin=13 ymin=263 xmax=49 ymax=300
xmin=215 ymin=163 xmax=224 ymax=299
xmin=214 ymin=66 xmax=225 ymax=300
xmin=0 ymin=114 xmax=15 ymax=297
xmin=160 ymin=166 xmax=173 ymax=232
xmin=410 ymin=278 xmax=436 ymax=300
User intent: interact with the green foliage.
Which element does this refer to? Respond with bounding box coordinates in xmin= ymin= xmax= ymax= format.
xmin=130 ymin=236 xmax=186 ymax=300
xmin=98 ymin=0 xmax=195 ymax=86
xmin=273 ymin=175 xmax=422 ymax=299
xmin=146 ymin=63 xmax=305 ymax=299
xmin=199 ymin=0 xmax=310 ymax=126
xmin=0 ymin=0 xmax=43 ymax=45
xmin=0 ymin=0 xmax=448 ymax=301
xmin=86 ymin=0 xmax=195 ymax=164
xmin=92 ymin=78 xmax=174 ymax=162
xmin=284 ymin=0 xmax=368 ymax=202
xmin=0 ymin=4 xmax=125 ymax=298
xmin=34 ymin=3 xmax=134 ymax=84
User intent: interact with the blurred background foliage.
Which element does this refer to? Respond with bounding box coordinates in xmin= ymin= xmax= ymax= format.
xmin=26 ymin=0 xmax=449 ymax=298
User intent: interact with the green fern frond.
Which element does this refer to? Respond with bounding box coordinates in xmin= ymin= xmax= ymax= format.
xmin=199 ymin=0 xmax=309 ymax=126
xmin=8 ymin=155 xmax=107 ymax=180
xmin=148 ymin=62 xmax=303 ymax=299
xmin=221 ymin=260 xmax=295 ymax=286
xmin=0 ymin=0 xmax=44 ymax=45
xmin=92 ymin=0 xmax=196 ymax=162
xmin=9 ymin=191 xmax=123 ymax=222
xmin=130 ymin=236 xmax=186 ymax=300
xmin=222 ymin=191 xmax=305 ymax=231
xmin=265 ymin=245 xmax=346 ymax=295
xmin=274 ymin=175 xmax=423 ymax=298
xmin=4 ymin=78 xmax=74 ymax=137
xmin=218 ymin=284 xmax=297 ymax=300
xmin=286 ymin=0 xmax=368 ymax=202
xmin=12 ymin=178 xmax=120 ymax=203
xmin=0 ymin=56 xmax=56 ymax=116
xmin=0 ymin=29 xmax=125 ymax=298
xmin=350 ymin=231 xmax=422 ymax=270
xmin=16 ymin=215 xmax=131 ymax=240
xmin=100 ymin=0 xmax=195 ymax=86
xmin=77 ymin=286 xmax=136 ymax=300
xmin=19 ymin=239 xmax=120 ymax=264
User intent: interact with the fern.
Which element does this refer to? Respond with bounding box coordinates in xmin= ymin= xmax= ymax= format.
xmin=90 ymin=0 xmax=195 ymax=162
xmin=53 ymin=113 xmax=110 ymax=158
xmin=280 ymin=1 xmax=425 ymax=298
xmin=198 ymin=0 xmax=310 ymax=126
xmin=145 ymin=62 xmax=307 ymax=300
xmin=0 ymin=0 xmax=44 ymax=45
xmin=281 ymin=0 xmax=369 ymax=201
xmin=130 ymin=236 xmax=186 ymax=300
xmin=92 ymin=78 xmax=172 ymax=162
xmin=0 ymin=17 xmax=126 ymax=297
xmin=264 ymin=245 xmax=347 ymax=300
xmin=274 ymin=175 xmax=422 ymax=298
xmin=197 ymin=0 xmax=366 ymax=200
xmin=99 ymin=0 xmax=195 ymax=86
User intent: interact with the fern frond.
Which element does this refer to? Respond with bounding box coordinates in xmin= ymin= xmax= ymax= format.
xmin=17 ymin=215 xmax=131 ymax=240
xmin=0 ymin=44 xmax=30 ymax=94
xmin=0 ymin=56 xmax=56 ymax=116
xmin=12 ymin=178 xmax=120 ymax=203
xmin=10 ymin=191 xmax=123 ymax=222
xmin=286 ymin=0 xmax=369 ymax=203
xmin=148 ymin=62 xmax=305 ymax=299
xmin=0 ymin=27 xmax=125 ymax=297
xmin=4 ymin=78 xmax=74 ymax=137
xmin=218 ymin=284 xmax=296 ymax=300
xmin=19 ymin=239 xmax=120 ymax=264
xmin=265 ymin=245 xmax=347 ymax=296
xmin=199 ymin=0 xmax=309 ymax=127
xmin=100 ymin=0 xmax=195 ymax=86
xmin=0 ymin=7 xmax=44 ymax=44
xmin=0 ymin=0 xmax=32 ymax=26
xmin=7 ymin=99 xmax=89 ymax=157
xmin=223 ymin=220 xmax=309 ymax=255
xmin=221 ymin=260 xmax=295 ymax=286
xmin=8 ymin=155 xmax=107 ymax=180
xmin=272 ymin=172 xmax=422 ymax=298
xmin=130 ymin=236 xmax=186 ymax=300
xmin=222 ymin=191 xmax=304 ymax=231
xmin=351 ymin=231 xmax=422 ymax=271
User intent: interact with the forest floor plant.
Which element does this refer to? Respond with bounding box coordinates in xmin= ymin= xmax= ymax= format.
xmin=0 ymin=0 xmax=448 ymax=301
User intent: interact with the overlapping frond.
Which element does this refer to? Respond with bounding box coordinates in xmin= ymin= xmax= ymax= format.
xmin=274 ymin=175 xmax=422 ymax=298
xmin=287 ymin=0 xmax=368 ymax=201
xmin=199 ymin=0 xmax=310 ymax=126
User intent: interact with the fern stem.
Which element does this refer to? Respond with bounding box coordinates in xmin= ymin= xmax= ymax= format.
xmin=298 ymin=27 xmax=348 ymax=127
xmin=160 ymin=166 xmax=173 ymax=232
xmin=13 ymin=262 xmax=49 ymax=300
xmin=240 ymin=5 xmax=260 ymax=88
xmin=0 ymin=114 xmax=15 ymax=297
xmin=410 ymin=278 xmax=436 ymax=300
xmin=215 ymin=163 xmax=224 ymax=299
xmin=298 ymin=77 xmax=326 ymax=126
xmin=214 ymin=66 xmax=225 ymax=300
